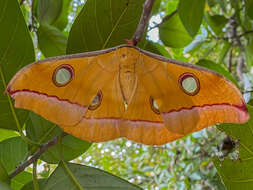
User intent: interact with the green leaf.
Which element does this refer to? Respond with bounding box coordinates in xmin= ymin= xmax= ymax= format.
xmin=166 ymin=1 xmax=178 ymax=15
xmin=207 ymin=0 xmax=215 ymax=7
xmin=52 ymin=0 xmax=71 ymax=30
xmin=11 ymin=171 xmax=32 ymax=190
xmin=0 ymin=0 xmax=35 ymax=130
xmin=138 ymin=40 xmax=171 ymax=58
xmin=159 ymin=13 xmax=193 ymax=48
xmin=151 ymin=0 xmax=162 ymax=15
xmin=67 ymin=0 xmax=145 ymax=53
xmin=246 ymin=38 xmax=253 ymax=68
xmin=0 ymin=128 xmax=19 ymax=142
xmin=26 ymin=112 xmax=91 ymax=164
xmin=178 ymin=0 xmax=206 ymax=37
xmin=21 ymin=179 xmax=46 ymax=190
xmin=205 ymin=13 xmax=227 ymax=35
xmin=36 ymin=0 xmax=71 ymax=30
xmin=154 ymin=43 xmax=172 ymax=58
xmin=230 ymin=0 xmax=240 ymax=10
xmin=196 ymin=59 xmax=238 ymax=86
xmin=217 ymin=0 xmax=227 ymax=13
xmin=218 ymin=41 xmax=232 ymax=64
xmin=0 ymin=182 xmax=12 ymax=190
xmin=44 ymin=162 xmax=143 ymax=189
xmin=246 ymin=0 xmax=253 ymax=19
xmin=37 ymin=24 xmax=67 ymax=57
xmin=0 ymin=137 xmax=28 ymax=173
xmin=214 ymin=105 xmax=253 ymax=190
xmin=207 ymin=0 xmax=227 ymax=13
xmin=37 ymin=0 xmax=62 ymax=25
xmin=0 ymin=161 xmax=10 ymax=185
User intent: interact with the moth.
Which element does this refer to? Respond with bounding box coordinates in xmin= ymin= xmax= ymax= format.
xmin=7 ymin=45 xmax=249 ymax=145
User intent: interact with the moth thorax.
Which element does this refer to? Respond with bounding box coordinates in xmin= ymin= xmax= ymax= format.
xmin=119 ymin=63 xmax=137 ymax=105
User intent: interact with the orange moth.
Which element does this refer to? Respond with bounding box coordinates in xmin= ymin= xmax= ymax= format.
xmin=7 ymin=45 xmax=249 ymax=145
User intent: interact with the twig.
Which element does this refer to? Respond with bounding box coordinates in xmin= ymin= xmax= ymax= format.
xmin=243 ymin=90 xmax=253 ymax=93
xmin=131 ymin=0 xmax=155 ymax=45
xmin=228 ymin=48 xmax=233 ymax=72
xmin=9 ymin=133 xmax=67 ymax=179
xmin=20 ymin=0 xmax=25 ymax=5
xmin=33 ymin=160 xmax=39 ymax=190
xmin=148 ymin=10 xmax=177 ymax=31
xmin=238 ymin=30 xmax=253 ymax=38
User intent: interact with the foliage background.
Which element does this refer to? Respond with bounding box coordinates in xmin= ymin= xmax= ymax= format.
xmin=0 ymin=0 xmax=253 ymax=189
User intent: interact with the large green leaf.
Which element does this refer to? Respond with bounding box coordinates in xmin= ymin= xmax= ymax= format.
xmin=218 ymin=41 xmax=232 ymax=64
xmin=0 ymin=137 xmax=28 ymax=173
xmin=26 ymin=112 xmax=91 ymax=164
xmin=205 ymin=13 xmax=227 ymax=35
xmin=0 ymin=128 xmax=19 ymax=142
xmin=178 ymin=0 xmax=206 ymax=37
xmin=53 ymin=0 xmax=72 ymax=30
xmin=0 ymin=0 xmax=35 ymax=130
xmin=151 ymin=0 xmax=162 ymax=15
xmin=43 ymin=162 xmax=142 ymax=189
xmin=246 ymin=0 xmax=253 ymax=20
xmin=0 ymin=161 xmax=10 ymax=185
xmin=67 ymin=0 xmax=145 ymax=53
xmin=214 ymin=105 xmax=253 ymax=190
xmin=196 ymin=59 xmax=238 ymax=86
xmin=246 ymin=38 xmax=253 ymax=68
xmin=159 ymin=13 xmax=193 ymax=48
xmin=11 ymin=171 xmax=32 ymax=190
xmin=37 ymin=0 xmax=62 ymax=26
xmin=0 ymin=182 xmax=11 ymax=190
xmin=21 ymin=179 xmax=46 ymax=190
xmin=37 ymin=0 xmax=71 ymax=30
xmin=37 ymin=24 xmax=67 ymax=57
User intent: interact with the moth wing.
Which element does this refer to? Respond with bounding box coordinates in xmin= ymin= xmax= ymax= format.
xmin=122 ymin=78 xmax=183 ymax=145
xmin=7 ymin=49 xmax=121 ymax=127
xmin=61 ymin=71 xmax=125 ymax=142
xmin=137 ymin=51 xmax=249 ymax=135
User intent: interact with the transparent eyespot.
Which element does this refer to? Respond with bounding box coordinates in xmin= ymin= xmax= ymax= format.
xmin=179 ymin=73 xmax=200 ymax=96
xmin=88 ymin=91 xmax=103 ymax=110
xmin=150 ymin=97 xmax=160 ymax=114
xmin=53 ymin=65 xmax=74 ymax=87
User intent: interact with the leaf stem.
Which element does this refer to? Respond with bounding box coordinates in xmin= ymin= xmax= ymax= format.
xmin=33 ymin=160 xmax=39 ymax=190
xmin=61 ymin=161 xmax=83 ymax=190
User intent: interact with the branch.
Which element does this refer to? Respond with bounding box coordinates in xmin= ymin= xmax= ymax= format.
xmin=9 ymin=133 xmax=67 ymax=179
xmin=148 ymin=10 xmax=177 ymax=31
xmin=131 ymin=0 xmax=155 ymax=45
